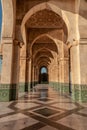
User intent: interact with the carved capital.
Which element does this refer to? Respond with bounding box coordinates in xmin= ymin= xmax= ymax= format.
xmin=26 ymin=55 xmax=32 ymax=61
xmin=19 ymin=42 xmax=24 ymax=48
xmin=67 ymin=39 xmax=79 ymax=49
xmin=14 ymin=39 xmax=24 ymax=48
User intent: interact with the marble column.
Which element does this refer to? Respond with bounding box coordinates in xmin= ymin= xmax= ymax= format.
xmin=19 ymin=45 xmax=26 ymax=92
xmin=11 ymin=40 xmax=21 ymax=100
xmin=19 ymin=57 xmax=26 ymax=92
xmin=57 ymin=60 xmax=59 ymax=82
xmin=28 ymin=58 xmax=32 ymax=90
xmin=1 ymin=40 xmax=13 ymax=101
xmin=70 ymin=43 xmax=81 ymax=101
xmin=78 ymin=38 xmax=87 ymax=102
xmin=64 ymin=58 xmax=69 ymax=93
xmin=70 ymin=45 xmax=80 ymax=85
xmin=58 ymin=58 xmax=69 ymax=93
xmin=32 ymin=64 xmax=34 ymax=87
xmin=34 ymin=66 xmax=36 ymax=86
xmin=36 ymin=66 xmax=39 ymax=84
xmin=59 ymin=58 xmax=64 ymax=83
xmin=25 ymin=58 xmax=29 ymax=92
xmin=64 ymin=58 xmax=69 ymax=83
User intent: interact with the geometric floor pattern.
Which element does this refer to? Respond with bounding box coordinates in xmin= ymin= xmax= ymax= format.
xmin=0 ymin=84 xmax=87 ymax=130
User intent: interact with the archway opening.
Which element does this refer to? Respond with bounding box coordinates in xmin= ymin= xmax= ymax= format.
xmin=39 ymin=66 xmax=49 ymax=84
xmin=19 ymin=3 xmax=70 ymax=94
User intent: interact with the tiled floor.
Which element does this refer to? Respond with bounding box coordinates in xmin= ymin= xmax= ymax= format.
xmin=0 ymin=84 xmax=87 ymax=130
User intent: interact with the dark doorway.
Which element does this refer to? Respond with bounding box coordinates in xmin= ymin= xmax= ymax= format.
xmin=39 ymin=67 xmax=49 ymax=84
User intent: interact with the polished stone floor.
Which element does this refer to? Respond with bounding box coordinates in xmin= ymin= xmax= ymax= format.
xmin=0 ymin=84 xmax=87 ymax=130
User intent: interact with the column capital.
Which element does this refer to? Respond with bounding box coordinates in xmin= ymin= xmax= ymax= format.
xmin=26 ymin=55 xmax=32 ymax=61
xmin=20 ymin=55 xmax=32 ymax=61
xmin=14 ymin=39 xmax=24 ymax=48
xmin=66 ymin=39 xmax=79 ymax=49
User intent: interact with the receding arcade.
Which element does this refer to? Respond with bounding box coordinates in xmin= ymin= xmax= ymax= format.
xmin=0 ymin=0 xmax=87 ymax=102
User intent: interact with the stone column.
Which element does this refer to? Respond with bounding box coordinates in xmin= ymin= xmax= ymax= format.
xmin=19 ymin=45 xmax=26 ymax=92
xmin=34 ymin=65 xmax=37 ymax=86
xmin=79 ymin=39 xmax=87 ymax=84
xmin=28 ymin=58 xmax=32 ymax=91
xmin=35 ymin=66 xmax=39 ymax=83
xmin=0 ymin=39 xmax=13 ymax=101
xmin=32 ymin=64 xmax=34 ymax=87
xmin=70 ymin=42 xmax=81 ymax=101
xmin=34 ymin=66 xmax=36 ymax=83
xmin=19 ymin=57 xmax=26 ymax=92
xmin=57 ymin=60 xmax=59 ymax=82
xmin=25 ymin=58 xmax=29 ymax=92
xmin=36 ymin=66 xmax=39 ymax=83
xmin=11 ymin=40 xmax=21 ymax=100
xmin=63 ymin=59 xmax=69 ymax=83
xmin=79 ymin=38 xmax=87 ymax=102
xmin=64 ymin=58 xmax=69 ymax=93
xmin=58 ymin=42 xmax=65 ymax=92
xmin=70 ymin=45 xmax=80 ymax=84
xmin=59 ymin=58 xmax=64 ymax=83
xmin=58 ymin=57 xmax=69 ymax=93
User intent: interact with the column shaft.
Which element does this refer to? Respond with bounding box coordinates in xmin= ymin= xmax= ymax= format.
xmin=0 ymin=43 xmax=13 ymax=101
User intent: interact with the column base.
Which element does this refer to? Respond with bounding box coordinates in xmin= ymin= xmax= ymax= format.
xmin=49 ymin=82 xmax=69 ymax=94
xmin=0 ymin=84 xmax=17 ymax=102
xmin=72 ymin=84 xmax=87 ymax=102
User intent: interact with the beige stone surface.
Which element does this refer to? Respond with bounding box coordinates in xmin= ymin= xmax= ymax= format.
xmin=1 ymin=43 xmax=13 ymax=84
xmin=0 ymin=0 xmax=87 ymax=90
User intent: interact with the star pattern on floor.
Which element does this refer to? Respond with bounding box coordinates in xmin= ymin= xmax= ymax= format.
xmin=0 ymin=85 xmax=87 ymax=130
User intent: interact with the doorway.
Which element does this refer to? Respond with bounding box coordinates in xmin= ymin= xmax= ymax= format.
xmin=39 ymin=67 xmax=49 ymax=84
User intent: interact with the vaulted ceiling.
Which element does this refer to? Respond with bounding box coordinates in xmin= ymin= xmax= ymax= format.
xmin=26 ymin=9 xmax=64 ymax=29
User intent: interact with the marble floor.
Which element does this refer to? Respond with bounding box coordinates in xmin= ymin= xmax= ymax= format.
xmin=0 ymin=84 xmax=87 ymax=130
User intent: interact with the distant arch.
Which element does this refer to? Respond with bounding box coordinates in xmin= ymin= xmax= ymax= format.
xmin=39 ymin=66 xmax=49 ymax=83
xmin=40 ymin=66 xmax=48 ymax=74
xmin=33 ymin=47 xmax=55 ymax=59
xmin=31 ymin=34 xmax=58 ymax=55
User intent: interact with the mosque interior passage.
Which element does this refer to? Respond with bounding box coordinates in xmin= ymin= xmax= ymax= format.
xmin=21 ymin=8 xmax=70 ymax=95
xmin=0 ymin=0 xmax=87 ymax=102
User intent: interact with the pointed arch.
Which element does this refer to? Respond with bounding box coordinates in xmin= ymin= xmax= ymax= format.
xmin=21 ymin=2 xmax=70 ymax=44
xmin=31 ymin=34 xmax=58 ymax=55
xmin=33 ymin=47 xmax=55 ymax=59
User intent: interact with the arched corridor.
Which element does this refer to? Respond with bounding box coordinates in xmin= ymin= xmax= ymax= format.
xmin=0 ymin=0 xmax=87 ymax=129
xmin=0 ymin=0 xmax=87 ymax=104
xmin=18 ymin=7 xmax=70 ymax=95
